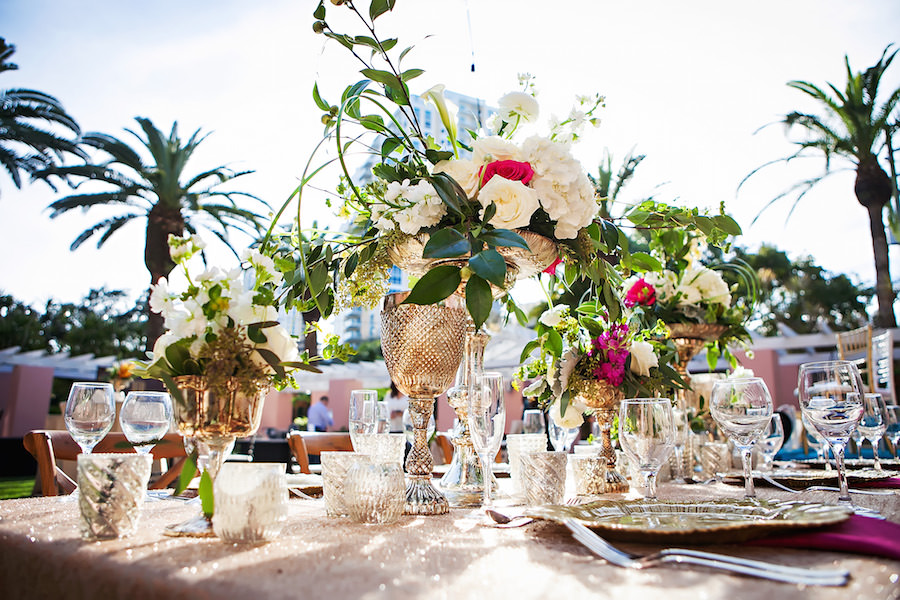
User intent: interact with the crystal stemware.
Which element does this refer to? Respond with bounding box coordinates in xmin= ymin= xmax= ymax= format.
xmin=885 ymin=405 xmax=900 ymax=459
xmin=670 ymin=405 xmax=691 ymax=483
xmin=758 ymin=414 xmax=785 ymax=471
xmin=467 ymin=372 xmax=506 ymax=508
xmin=349 ymin=389 xmax=378 ymax=451
xmin=119 ymin=391 xmax=173 ymax=454
xmin=618 ymin=398 xmax=675 ymax=499
xmin=548 ymin=417 xmax=579 ymax=453
xmin=710 ymin=377 xmax=773 ymax=498
xmin=522 ymin=409 xmax=545 ymax=434
xmin=798 ymin=360 xmax=864 ymax=505
xmin=65 ymin=382 xmax=116 ymax=454
xmin=858 ymin=393 xmax=887 ymax=470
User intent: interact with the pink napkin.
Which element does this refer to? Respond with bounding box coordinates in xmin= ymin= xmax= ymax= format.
xmin=748 ymin=515 xmax=900 ymax=560
xmin=857 ymin=477 xmax=900 ymax=489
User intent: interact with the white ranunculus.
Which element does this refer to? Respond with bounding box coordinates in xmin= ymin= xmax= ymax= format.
xmin=253 ymin=324 xmax=300 ymax=373
xmin=629 ymin=340 xmax=659 ymax=377
xmin=433 ymin=159 xmax=480 ymax=197
xmin=644 ymin=270 xmax=677 ymax=302
xmin=497 ymin=91 xmax=540 ymax=123
xmin=472 ymin=136 xmax=520 ymax=165
xmin=149 ymin=277 xmax=174 ymax=316
xmin=550 ymin=397 xmax=586 ymax=429
xmin=539 ymin=305 xmax=567 ymax=327
xmin=477 ymin=176 xmax=539 ymax=230
xmin=242 ymin=248 xmax=283 ymax=287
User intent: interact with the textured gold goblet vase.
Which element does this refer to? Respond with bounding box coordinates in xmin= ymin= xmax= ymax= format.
xmin=164 ymin=375 xmax=268 ymax=536
xmin=380 ymin=292 xmax=467 ymax=515
xmin=572 ymin=379 xmax=629 ymax=492
xmin=389 ymin=230 xmax=557 ymax=507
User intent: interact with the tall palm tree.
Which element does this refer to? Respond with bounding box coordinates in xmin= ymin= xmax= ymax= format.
xmin=744 ymin=45 xmax=899 ymax=328
xmin=0 ymin=38 xmax=83 ymax=193
xmin=35 ymin=117 xmax=269 ymax=349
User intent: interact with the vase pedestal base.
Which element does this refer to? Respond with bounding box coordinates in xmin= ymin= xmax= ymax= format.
xmin=162 ymin=513 xmax=216 ymax=538
xmin=405 ymin=475 xmax=450 ymax=515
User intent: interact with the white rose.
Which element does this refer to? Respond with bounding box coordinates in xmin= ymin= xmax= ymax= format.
xmin=539 ymin=305 xmax=567 ymax=327
xmin=477 ymin=176 xmax=539 ymax=230
xmin=629 ymin=340 xmax=659 ymax=377
xmin=550 ymin=398 xmax=586 ymax=429
xmin=253 ymin=324 xmax=300 ymax=373
xmin=433 ymin=159 xmax=480 ymax=197
xmin=472 ymin=136 xmax=520 ymax=165
xmin=149 ymin=277 xmax=174 ymax=316
xmin=497 ymin=91 xmax=539 ymax=123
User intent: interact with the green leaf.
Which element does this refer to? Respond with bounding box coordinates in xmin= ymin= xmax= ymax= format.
xmin=282 ymin=361 xmax=323 ymax=374
xmin=165 ymin=343 xmax=190 ymax=373
xmin=465 ymin=275 xmax=492 ymax=330
xmin=359 ymin=114 xmax=386 ymax=132
xmin=360 ymin=68 xmax=402 ymax=89
xmin=546 ymin=329 xmax=563 ymax=357
xmin=403 ymin=265 xmax=461 ymax=305
xmin=401 ymin=68 xmax=425 ymax=81
xmin=160 ymin=373 xmax=185 ymax=409
xmin=519 ymin=339 xmax=540 ymax=363
xmin=380 ymin=38 xmax=398 ymax=52
xmin=706 ymin=343 xmax=720 ymax=371
xmin=369 ymin=0 xmax=395 ymax=21
xmin=430 ymin=172 xmax=467 ymax=217
xmin=478 ymin=228 xmax=530 ymax=250
xmin=174 ymin=453 xmax=197 ymax=496
xmin=308 ymin=262 xmax=329 ymax=295
xmin=247 ymin=325 xmax=267 ymax=344
xmin=313 ymin=2 xmax=325 ymax=19
xmin=423 ymin=228 xmax=470 ymax=258
xmin=324 ymin=31 xmax=354 ymax=51
xmin=256 ymin=348 xmax=286 ymax=378
xmin=199 ymin=470 xmax=214 ymax=518
xmin=629 ymin=252 xmax=662 ymax=272
xmin=381 ymin=137 xmax=403 ymax=159
xmin=424 ymin=148 xmax=454 ymax=163
xmin=713 ymin=214 xmax=742 ymax=236
xmin=468 ymin=249 xmax=507 ymax=287
xmin=343 ymin=253 xmax=359 ymax=278
xmin=312 ymin=82 xmax=329 ymax=111
xmin=398 ymin=45 xmax=415 ymax=63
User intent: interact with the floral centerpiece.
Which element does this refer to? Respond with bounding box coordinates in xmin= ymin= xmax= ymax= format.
xmin=106 ymin=360 xmax=136 ymax=399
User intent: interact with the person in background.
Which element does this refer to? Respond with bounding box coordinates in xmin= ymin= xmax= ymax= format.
xmin=384 ymin=381 xmax=408 ymax=433
xmin=307 ymin=396 xmax=334 ymax=432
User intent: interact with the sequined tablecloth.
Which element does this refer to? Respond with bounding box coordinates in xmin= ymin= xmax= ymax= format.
xmin=0 ymin=482 xmax=897 ymax=600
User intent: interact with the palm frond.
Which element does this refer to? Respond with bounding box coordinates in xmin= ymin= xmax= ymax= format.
xmin=70 ymin=214 xmax=142 ymax=250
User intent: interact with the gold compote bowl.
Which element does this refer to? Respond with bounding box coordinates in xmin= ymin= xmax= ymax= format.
xmin=164 ymin=375 xmax=267 ymax=536
xmin=380 ymin=291 xmax=467 ymax=515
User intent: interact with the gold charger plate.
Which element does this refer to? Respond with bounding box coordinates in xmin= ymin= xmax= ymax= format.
xmin=723 ymin=468 xmax=897 ymax=490
xmin=525 ymin=498 xmax=851 ymax=544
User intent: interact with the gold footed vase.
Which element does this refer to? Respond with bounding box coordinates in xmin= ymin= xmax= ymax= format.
xmin=573 ymin=379 xmax=629 ymax=493
xmin=381 ymin=292 xmax=467 ymax=515
xmin=667 ymin=323 xmax=728 ymax=409
xmin=165 ymin=375 xmax=268 ymax=536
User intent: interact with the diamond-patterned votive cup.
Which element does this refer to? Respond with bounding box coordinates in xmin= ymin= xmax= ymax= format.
xmin=352 ymin=433 xmax=406 ymax=466
xmin=570 ymin=454 xmax=609 ymax=496
xmin=519 ymin=451 xmax=567 ymax=506
xmin=77 ymin=453 xmax=152 ymax=540
xmin=212 ymin=463 xmax=288 ymax=544
xmin=701 ymin=442 xmax=732 ymax=480
xmin=506 ymin=433 xmax=547 ymax=496
xmin=322 ymin=452 xmax=372 ymax=517
xmin=344 ymin=461 xmax=406 ymax=524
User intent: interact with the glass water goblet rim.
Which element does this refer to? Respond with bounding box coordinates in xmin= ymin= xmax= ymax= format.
xmin=798 ymin=360 xmax=859 ymax=370
xmin=621 ymin=397 xmax=671 ymax=404
xmin=71 ymin=381 xmax=115 ymax=390
xmin=124 ymin=390 xmax=171 ymax=398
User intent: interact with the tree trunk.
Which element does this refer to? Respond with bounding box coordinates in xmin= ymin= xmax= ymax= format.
xmin=855 ymin=157 xmax=897 ymax=328
xmin=144 ymin=203 xmax=185 ymax=353
xmin=302 ymin=306 xmax=320 ymax=357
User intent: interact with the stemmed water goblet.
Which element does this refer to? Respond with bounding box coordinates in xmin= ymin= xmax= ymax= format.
xmin=522 ymin=409 xmax=545 ymax=434
xmin=797 ymin=360 xmax=864 ymax=506
xmin=548 ymin=418 xmax=579 ymax=453
xmin=801 ymin=412 xmax=831 ymax=469
xmin=467 ymin=372 xmax=506 ymax=508
xmin=618 ymin=398 xmax=675 ymax=500
xmin=710 ymin=377 xmax=773 ymax=499
xmin=670 ymin=405 xmax=691 ymax=483
xmin=119 ymin=391 xmax=173 ymax=454
xmin=65 ymin=382 xmax=116 ymax=454
xmin=349 ymin=389 xmax=378 ymax=451
xmin=758 ymin=414 xmax=785 ymax=471
xmin=885 ymin=405 xmax=900 ymax=459
xmin=858 ymin=393 xmax=887 ymax=470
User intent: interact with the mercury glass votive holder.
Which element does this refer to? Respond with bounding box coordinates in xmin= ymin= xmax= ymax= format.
xmin=344 ymin=460 xmax=406 ymax=524
xmin=322 ymin=451 xmax=372 ymax=517
xmin=701 ymin=441 xmax=733 ymax=481
xmin=77 ymin=453 xmax=152 ymax=540
xmin=570 ymin=454 xmax=609 ymax=496
xmin=352 ymin=433 xmax=406 ymax=466
xmin=519 ymin=451 xmax=567 ymax=506
xmin=506 ymin=433 xmax=548 ymax=496
xmin=212 ymin=463 xmax=288 ymax=544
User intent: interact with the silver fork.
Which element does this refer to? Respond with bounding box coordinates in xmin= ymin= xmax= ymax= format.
xmin=564 ymin=519 xmax=849 ymax=586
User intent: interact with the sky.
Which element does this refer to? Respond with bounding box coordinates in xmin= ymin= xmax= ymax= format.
xmin=1 ymin=0 xmax=899 ymax=313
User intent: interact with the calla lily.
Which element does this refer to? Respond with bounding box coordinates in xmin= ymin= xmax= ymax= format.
xmin=422 ymin=84 xmax=459 ymax=157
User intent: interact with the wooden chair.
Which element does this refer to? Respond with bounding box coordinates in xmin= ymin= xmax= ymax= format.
xmin=286 ymin=431 xmax=353 ymax=474
xmin=836 ymin=324 xmax=874 ymax=392
xmin=23 ymin=430 xmax=188 ymax=497
xmin=872 ymin=329 xmax=895 ymax=405
xmin=434 ymin=433 xmax=454 ymax=465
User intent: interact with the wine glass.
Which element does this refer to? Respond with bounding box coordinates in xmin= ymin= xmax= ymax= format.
xmin=522 ymin=409 xmax=545 ymax=434
xmin=119 ymin=391 xmax=173 ymax=454
xmin=670 ymin=405 xmax=691 ymax=483
xmin=548 ymin=417 xmax=579 ymax=453
xmin=467 ymin=372 xmax=506 ymax=508
xmin=349 ymin=389 xmax=378 ymax=451
xmin=64 ymin=382 xmax=116 ymax=454
xmin=858 ymin=393 xmax=887 ymax=471
xmin=758 ymin=414 xmax=785 ymax=471
xmin=798 ymin=360 xmax=864 ymax=505
xmin=801 ymin=412 xmax=832 ymax=469
xmin=375 ymin=400 xmax=391 ymax=434
xmin=618 ymin=398 xmax=675 ymax=500
xmin=710 ymin=377 xmax=773 ymax=498
xmin=885 ymin=405 xmax=900 ymax=459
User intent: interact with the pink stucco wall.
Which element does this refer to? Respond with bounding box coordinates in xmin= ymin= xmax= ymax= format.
xmin=1 ymin=365 xmax=55 ymax=437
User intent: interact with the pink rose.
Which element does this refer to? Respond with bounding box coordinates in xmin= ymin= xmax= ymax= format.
xmin=480 ymin=160 xmax=535 ymax=186
xmin=542 ymin=256 xmax=563 ymax=275
xmin=624 ymin=278 xmax=657 ymax=308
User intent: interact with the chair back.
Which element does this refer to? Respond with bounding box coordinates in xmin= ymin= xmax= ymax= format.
xmin=872 ymin=330 xmax=896 ymax=405
xmin=286 ymin=431 xmax=353 ymax=474
xmin=835 ymin=325 xmax=874 ymax=392
xmin=23 ymin=430 xmax=187 ymax=497
xmin=434 ymin=432 xmax=453 ymax=465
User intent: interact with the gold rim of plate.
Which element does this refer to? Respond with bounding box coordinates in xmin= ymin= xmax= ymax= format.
xmin=723 ymin=468 xmax=898 ymax=489
xmin=525 ymin=498 xmax=851 ymax=544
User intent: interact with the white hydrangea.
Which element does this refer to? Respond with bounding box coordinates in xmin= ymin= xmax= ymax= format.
xmin=242 ymin=248 xmax=284 ymax=287
xmin=472 ymin=136 xmax=520 ymax=165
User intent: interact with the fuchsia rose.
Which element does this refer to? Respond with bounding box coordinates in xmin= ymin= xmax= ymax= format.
xmin=624 ymin=278 xmax=657 ymax=308
xmin=480 ymin=160 xmax=535 ymax=186
xmin=543 ymin=256 xmax=563 ymax=274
